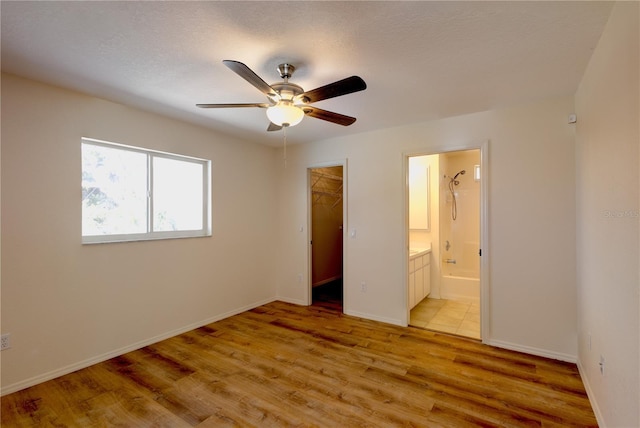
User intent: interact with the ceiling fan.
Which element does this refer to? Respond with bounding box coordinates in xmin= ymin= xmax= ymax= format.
xmin=196 ymin=60 xmax=367 ymax=131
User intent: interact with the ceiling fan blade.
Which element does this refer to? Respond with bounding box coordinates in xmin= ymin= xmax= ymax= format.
xmin=303 ymin=107 xmax=357 ymax=126
xmin=267 ymin=122 xmax=283 ymax=132
xmin=223 ymin=60 xmax=278 ymax=98
xmin=301 ymin=76 xmax=366 ymax=103
xmin=196 ymin=103 xmax=269 ymax=108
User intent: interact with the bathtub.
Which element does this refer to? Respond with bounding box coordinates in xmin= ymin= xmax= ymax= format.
xmin=440 ymin=238 xmax=480 ymax=303
xmin=440 ymin=273 xmax=479 ymax=303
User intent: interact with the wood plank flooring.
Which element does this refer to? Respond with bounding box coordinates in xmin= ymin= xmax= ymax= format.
xmin=312 ymin=279 xmax=343 ymax=312
xmin=1 ymin=301 xmax=597 ymax=427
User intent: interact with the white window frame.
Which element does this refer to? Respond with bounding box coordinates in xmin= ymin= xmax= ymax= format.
xmin=82 ymin=137 xmax=212 ymax=244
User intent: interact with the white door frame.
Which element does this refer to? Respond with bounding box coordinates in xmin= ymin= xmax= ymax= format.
xmin=306 ymin=159 xmax=348 ymax=310
xmin=404 ymin=141 xmax=489 ymax=341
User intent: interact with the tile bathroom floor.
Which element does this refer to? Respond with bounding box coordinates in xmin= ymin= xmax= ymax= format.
xmin=410 ymin=297 xmax=480 ymax=339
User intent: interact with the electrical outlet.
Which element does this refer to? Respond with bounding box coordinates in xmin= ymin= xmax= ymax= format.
xmin=0 ymin=334 xmax=10 ymax=351
xmin=297 ymin=274 xmax=303 ymax=283
xmin=360 ymin=281 xmax=367 ymax=292
xmin=599 ymin=355 xmax=605 ymax=375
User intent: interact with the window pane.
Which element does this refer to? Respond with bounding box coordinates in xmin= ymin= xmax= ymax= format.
xmin=152 ymin=157 xmax=203 ymax=232
xmin=82 ymin=143 xmax=147 ymax=235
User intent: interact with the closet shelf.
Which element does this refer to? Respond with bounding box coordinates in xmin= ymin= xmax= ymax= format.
xmin=312 ymin=190 xmax=342 ymax=197
xmin=313 ymin=172 xmax=343 ymax=182
xmin=311 ymin=168 xmax=343 ymax=207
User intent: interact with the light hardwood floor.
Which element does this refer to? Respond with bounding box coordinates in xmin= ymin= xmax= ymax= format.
xmin=1 ymin=301 xmax=597 ymax=427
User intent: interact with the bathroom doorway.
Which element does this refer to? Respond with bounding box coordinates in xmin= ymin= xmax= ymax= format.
xmin=309 ymin=165 xmax=344 ymax=311
xmin=406 ymin=147 xmax=486 ymax=340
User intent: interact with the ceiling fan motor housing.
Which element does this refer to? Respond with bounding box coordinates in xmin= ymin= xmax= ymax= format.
xmin=270 ymin=82 xmax=304 ymax=102
xmin=277 ymin=63 xmax=295 ymax=79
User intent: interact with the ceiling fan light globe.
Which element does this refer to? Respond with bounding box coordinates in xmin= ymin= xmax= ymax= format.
xmin=266 ymin=103 xmax=304 ymax=127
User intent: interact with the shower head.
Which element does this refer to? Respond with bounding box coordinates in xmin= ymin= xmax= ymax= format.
xmin=453 ymin=170 xmax=466 ymax=180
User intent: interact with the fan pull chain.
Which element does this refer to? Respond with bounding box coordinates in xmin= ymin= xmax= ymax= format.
xmin=283 ymin=124 xmax=288 ymax=168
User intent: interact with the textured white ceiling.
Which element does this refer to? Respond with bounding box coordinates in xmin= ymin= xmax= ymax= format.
xmin=1 ymin=1 xmax=613 ymax=146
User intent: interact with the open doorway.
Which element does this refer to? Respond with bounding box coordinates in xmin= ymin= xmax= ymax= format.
xmin=309 ymin=166 xmax=344 ymax=311
xmin=407 ymin=148 xmax=484 ymax=340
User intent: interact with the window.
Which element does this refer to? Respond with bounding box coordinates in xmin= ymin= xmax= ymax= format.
xmin=82 ymin=138 xmax=211 ymax=243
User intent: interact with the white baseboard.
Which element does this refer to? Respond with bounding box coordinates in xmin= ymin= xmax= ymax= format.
xmin=1 ymin=297 xmax=277 ymax=397
xmin=486 ymin=339 xmax=577 ymax=363
xmin=344 ymin=309 xmax=405 ymax=327
xmin=577 ymin=358 xmax=605 ymax=427
xmin=275 ymin=296 xmax=308 ymax=306
xmin=274 ymin=299 xmax=406 ymax=327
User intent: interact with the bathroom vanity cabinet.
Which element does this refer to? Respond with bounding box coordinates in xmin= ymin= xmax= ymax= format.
xmin=409 ymin=249 xmax=431 ymax=309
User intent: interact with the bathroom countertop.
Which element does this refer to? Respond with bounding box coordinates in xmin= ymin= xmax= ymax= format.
xmin=409 ymin=246 xmax=431 ymax=258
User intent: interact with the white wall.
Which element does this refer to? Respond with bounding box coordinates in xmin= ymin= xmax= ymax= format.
xmin=0 ymin=74 xmax=279 ymax=394
xmin=408 ymin=156 xmax=430 ymax=231
xmin=409 ymin=155 xmax=441 ymax=297
xmin=276 ymin=95 xmax=578 ymax=360
xmin=575 ymin=2 xmax=639 ymax=427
